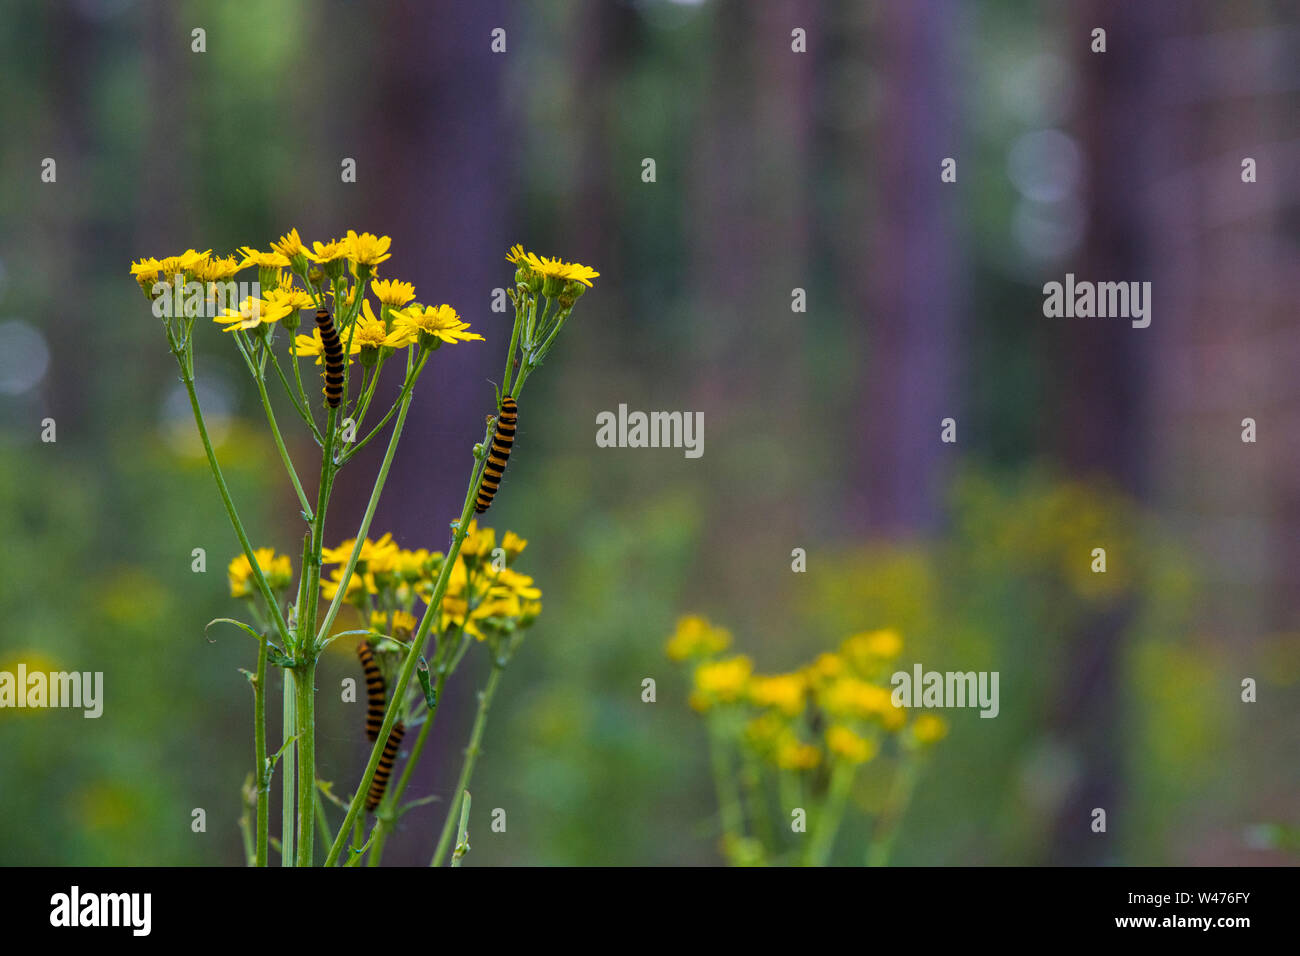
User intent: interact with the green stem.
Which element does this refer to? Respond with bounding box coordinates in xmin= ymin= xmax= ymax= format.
xmin=175 ymin=345 xmax=293 ymax=650
xmin=707 ymin=716 xmax=745 ymax=862
xmin=500 ymin=299 xmax=524 ymax=397
xmin=866 ymin=758 xmax=922 ymax=867
xmin=313 ymin=784 xmax=332 ymax=850
xmin=806 ymin=760 xmax=855 ymax=867
xmin=451 ymin=791 xmax=472 ymax=867
xmin=254 ymin=634 xmax=269 ymax=867
xmin=269 ymin=345 xmax=322 ymax=443
xmin=431 ymin=663 xmax=503 ymax=866
xmin=368 ymin=668 xmax=447 ymax=866
xmin=253 ymin=367 xmax=313 ymax=518
xmin=294 ymin=659 xmax=317 ymax=865
xmin=281 ymin=670 xmax=295 ymax=866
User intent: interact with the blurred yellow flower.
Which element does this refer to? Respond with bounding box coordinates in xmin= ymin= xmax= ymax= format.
xmin=826 ymin=725 xmax=877 ymax=764
xmin=748 ymin=673 xmax=807 ymax=717
xmin=228 ymin=547 xmax=293 ymax=598
xmin=692 ymin=655 xmax=752 ymax=707
xmin=665 ymin=615 xmax=732 ymax=661
xmin=910 ymin=713 xmax=949 ymax=746
xmin=321 ymin=533 xmax=398 ymax=567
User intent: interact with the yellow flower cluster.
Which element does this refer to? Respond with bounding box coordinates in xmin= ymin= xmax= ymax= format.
xmin=666 ymin=619 xmax=947 ymax=774
xmin=130 ymin=231 xmax=487 ymax=358
xmin=227 ymin=547 xmax=294 ymax=599
xmin=317 ymin=521 xmax=541 ymax=645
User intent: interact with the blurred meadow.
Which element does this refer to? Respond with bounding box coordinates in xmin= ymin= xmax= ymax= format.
xmin=0 ymin=0 xmax=1297 ymax=865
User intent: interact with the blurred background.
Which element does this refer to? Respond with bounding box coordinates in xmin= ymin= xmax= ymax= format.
xmin=0 ymin=0 xmax=1296 ymax=865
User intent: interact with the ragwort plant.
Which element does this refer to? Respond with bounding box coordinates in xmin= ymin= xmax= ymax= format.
xmin=130 ymin=233 xmax=596 ymax=866
xmin=667 ymin=617 xmax=947 ymax=866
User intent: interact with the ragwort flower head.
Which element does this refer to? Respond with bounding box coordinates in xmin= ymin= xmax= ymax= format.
xmin=385 ymin=304 xmax=484 ymax=350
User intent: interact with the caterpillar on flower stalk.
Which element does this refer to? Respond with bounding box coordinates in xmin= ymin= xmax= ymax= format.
xmin=315 ymin=307 xmax=345 ymax=408
xmin=356 ymin=640 xmax=386 ymax=742
xmin=365 ymin=721 xmax=405 ymax=812
xmin=474 ymin=396 xmax=517 ymax=514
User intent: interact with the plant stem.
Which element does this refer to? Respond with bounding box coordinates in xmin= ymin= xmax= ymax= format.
xmin=707 ymin=716 xmax=745 ymax=862
xmin=294 ymin=658 xmax=317 ymax=865
xmin=368 ymin=668 xmax=447 ymax=866
xmin=806 ymin=760 xmax=855 ymax=867
xmin=451 ymin=791 xmax=472 ymax=867
xmin=254 ymin=634 xmax=269 ymax=867
xmin=431 ymin=664 xmax=503 ymax=866
xmin=253 ymin=368 xmax=313 ymax=517
xmin=176 ymin=347 xmax=293 ymax=649
xmin=866 ymin=758 xmax=921 ymax=867
xmin=281 ymin=671 xmax=295 ymax=866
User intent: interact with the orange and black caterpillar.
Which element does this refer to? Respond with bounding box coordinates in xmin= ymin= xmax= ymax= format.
xmin=315 ymin=307 xmax=344 ymax=408
xmin=364 ymin=721 xmax=405 ymax=812
xmin=356 ymin=640 xmax=386 ymax=742
xmin=474 ymin=396 xmax=517 ymax=514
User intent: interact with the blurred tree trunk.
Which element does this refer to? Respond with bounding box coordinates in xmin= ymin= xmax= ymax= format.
xmin=1044 ymin=0 xmax=1175 ymax=865
xmin=854 ymin=0 xmax=963 ymax=536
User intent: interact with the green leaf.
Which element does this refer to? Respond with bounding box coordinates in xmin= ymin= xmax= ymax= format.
xmin=205 ymin=617 xmax=265 ymax=643
xmin=417 ymin=660 xmax=438 ymax=711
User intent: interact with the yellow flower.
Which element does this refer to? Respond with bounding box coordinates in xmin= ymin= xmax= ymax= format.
xmin=293 ymin=327 xmax=362 ymax=364
xmin=193 ymin=254 xmax=242 ymax=282
xmin=909 ymin=713 xmax=949 ymax=747
xmin=500 ymin=530 xmax=528 ymax=559
xmin=343 ymin=230 xmax=393 ymax=267
xmin=385 ymin=304 xmax=484 ymax=348
xmin=238 ymin=247 xmax=291 ymax=270
xmin=775 ymin=739 xmax=821 ymax=771
xmin=665 ymin=615 xmax=732 ymax=661
xmin=748 ymin=673 xmax=807 ymax=717
xmin=321 ymin=533 xmax=398 ymax=567
xmin=826 ymin=725 xmax=877 ymax=764
xmin=320 ymin=567 xmax=369 ymax=603
xmin=228 ymin=547 xmax=293 ymax=598
xmin=213 ymin=295 xmax=292 ymax=332
xmin=461 ymin=520 xmax=496 ymax=560
xmin=271 ymin=228 xmax=307 ymax=261
xmin=305 ymin=238 xmax=348 ymax=264
xmin=154 ymin=248 xmax=211 ymax=278
xmin=692 ymin=655 xmax=752 ymax=706
xmin=353 ymin=301 xmax=391 ymax=350
xmin=130 ymin=256 xmax=162 ymax=280
xmin=506 ymin=244 xmax=600 ymax=288
xmin=371 ymin=609 xmax=418 ymax=637
xmin=820 ymin=677 xmax=903 ymax=729
xmin=371 ymin=278 xmax=416 ymax=307
xmin=264 ymin=284 xmax=315 ymax=313
xmin=394 ymin=548 xmax=432 ymax=581
xmin=804 ymin=651 xmax=845 ymax=684
xmin=841 ymin=629 xmax=903 ymax=674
